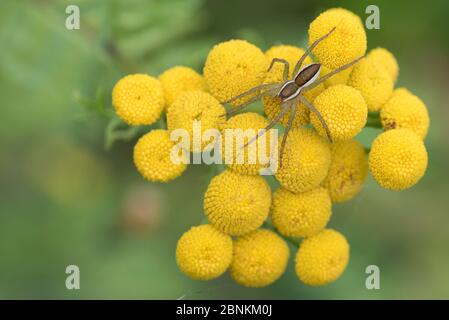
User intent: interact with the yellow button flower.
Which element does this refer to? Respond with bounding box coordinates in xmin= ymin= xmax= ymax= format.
xmin=323 ymin=140 xmax=368 ymax=203
xmin=204 ymin=39 xmax=268 ymax=104
xmin=133 ymin=129 xmax=188 ymax=182
xmin=275 ymin=127 xmax=331 ymax=193
xmin=167 ymin=91 xmax=225 ymax=152
xmin=221 ymin=112 xmax=274 ymax=175
xmin=320 ymin=65 xmax=353 ymax=88
xmin=230 ymin=229 xmax=289 ymax=287
xmin=369 ymin=129 xmax=428 ymax=190
xmin=271 ymin=187 xmax=332 ymax=238
xmin=159 ymin=66 xmax=206 ymax=109
xmin=380 ymin=89 xmax=429 ymax=139
xmin=112 ymin=74 xmax=165 ymax=125
xmin=347 ymin=58 xmax=394 ymax=112
xmin=263 ymin=45 xmax=324 ymax=126
xmin=204 ymin=170 xmax=271 ymax=236
xmin=311 ymin=85 xmax=367 ymax=141
xmin=367 ymin=47 xmax=399 ymax=84
xmin=176 ymin=225 xmax=233 ymax=280
xmin=295 ymin=228 xmax=349 ymax=286
xmin=308 ymin=8 xmax=367 ymax=69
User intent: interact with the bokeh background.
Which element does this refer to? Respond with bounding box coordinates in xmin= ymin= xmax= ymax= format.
xmin=1 ymin=0 xmax=448 ymax=299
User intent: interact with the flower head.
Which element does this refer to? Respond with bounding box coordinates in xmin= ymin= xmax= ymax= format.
xmin=221 ymin=112 xmax=274 ymax=175
xmin=112 ymin=74 xmax=165 ymax=125
xmin=230 ymin=229 xmax=289 ymax=287
xmin=347 ymin=58 xmax=394 ymax=112
xmin=308 ymin=8 xmax=367 ymax=69
xmin=367 ymin=47 xmax=399 ymax=84
xmin=271 ymin=187 xmax=332 ymax=237
xmin=311 ymin=85 xmax=367 ymax=141
xmin=133 ymin=129 xmax=187 ymax=182
xmin=159 ymin=66 xmax=206 ymax=109
xmin=167 ymin=91 xmax=225 ymax=151
xmin=275 ymin=127 xmax=331 ymax=193
xmin=176 ymin=224 xmax=233 ymax=280
xmin=380 ymin=89 xmax=429 ymax=139
xmin=295 ymin=228 xmax=349 ymax=286
xmin=204 ymin=39 xmax=267 ymax=104
xmin=369 ymin=129 xmax=428 ymax=190
xmin=204 ymin=170 xmax=271 ymax=236
xmin=323 ymin=140 xmax=368 ymax=202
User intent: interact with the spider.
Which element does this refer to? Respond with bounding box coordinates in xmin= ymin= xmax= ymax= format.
xmin=221 ymin=27 xmax=363 ymax=167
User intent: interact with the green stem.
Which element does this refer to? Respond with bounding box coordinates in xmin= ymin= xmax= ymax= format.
xmin=366 ymin=112 xmax=383 ymax=129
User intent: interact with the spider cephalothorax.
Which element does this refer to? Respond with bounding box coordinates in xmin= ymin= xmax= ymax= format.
xmin=222 ymin=27 xmax=363 ymax=166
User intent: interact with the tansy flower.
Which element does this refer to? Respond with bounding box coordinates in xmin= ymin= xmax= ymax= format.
xmin=271 ymin=187 xmax=332 ymax=238
xmin=167 ymin=91 xmax=225 ymax=152
xmin=230 ymin=229 xmax=289 ymax=287
xmin=320 ymin=65 xmax=353 ymax=88
xmin=203 ymin=39 xmax=268 ymax=105
xmin=204 ymin=170 xmax=271 ymax=236
xmin=176 ymin=225 xmax=233 ymax=280
xmin=295 ymin=228 xmax=349 ymax=286
xmin=221 ymin=112 xmax=274 ymax=175
xmin=133 ymin=129 xmax=188 ymax=182
xmin=347 ymin=58 xmax=394 ymax=112
xmin=369 ymin=129 xmax=428 ymax=190
xmin=159 ymin=66 xmax=206 ymax=109
xmin=367 ymin=47 xmax=399 ymax=84
xmin=308 ymin=8 xmax=367 ymax=69
xmin=112 ymin=74 xmax=165 ymax=125
xmin=380 ymin=89 xmax=429 ymax=139
xmin=323 ymin=140 xmax=368 ymax=203
xmin=311 ymin=85 xmax=367 ymax=141
xmin=275 ymin=127 xmax=331 ymax=193
xmin=263 ymin=45 xmax=325 ymax=126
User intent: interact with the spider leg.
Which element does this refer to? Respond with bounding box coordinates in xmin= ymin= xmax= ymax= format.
xmin=299 ymin=95 xmax=333 ymax=143
xmin=303 ymin=56 xmax=363 ymax=91
xmin=222 ymin=87 xmax=279 ymax=118
xmin=222 ymin=83 xmax=279 ymax=105
xmin=292 ymin=27 xmax=336 ymax=76
xmin=279 ymin=102 xmax=296 ymax=167
xmin=267 ymin=58 xmax=290 ymax=82
xmin=242 ymin=100 xmax=290 ymax=149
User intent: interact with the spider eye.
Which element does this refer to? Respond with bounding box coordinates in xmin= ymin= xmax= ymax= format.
xmin=295 ymin=63 xmax=321 ymax=87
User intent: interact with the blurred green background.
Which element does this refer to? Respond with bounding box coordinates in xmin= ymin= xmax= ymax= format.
xmin=1 ymin=0 xmax=448 ymax=299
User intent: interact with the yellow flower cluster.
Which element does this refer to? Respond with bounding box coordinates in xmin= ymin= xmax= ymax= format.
xmin=110 ymin=7 xmax=430 ymax=289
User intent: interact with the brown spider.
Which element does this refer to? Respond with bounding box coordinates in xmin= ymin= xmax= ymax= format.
xmin=221 ymin=27 xmax=363 ymax=166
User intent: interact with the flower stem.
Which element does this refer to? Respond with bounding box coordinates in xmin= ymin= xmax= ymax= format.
xmin=366 ymin=112 xmax=382 ymax=129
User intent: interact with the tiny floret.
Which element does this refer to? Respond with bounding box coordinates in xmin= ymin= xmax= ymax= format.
xmin=230 ymin=229 xmax=289 ymax=287
xmin=176 ymin=225 xmax=233 ymax=280
xmin=112 ymin=74 xmax=165 ymax=125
